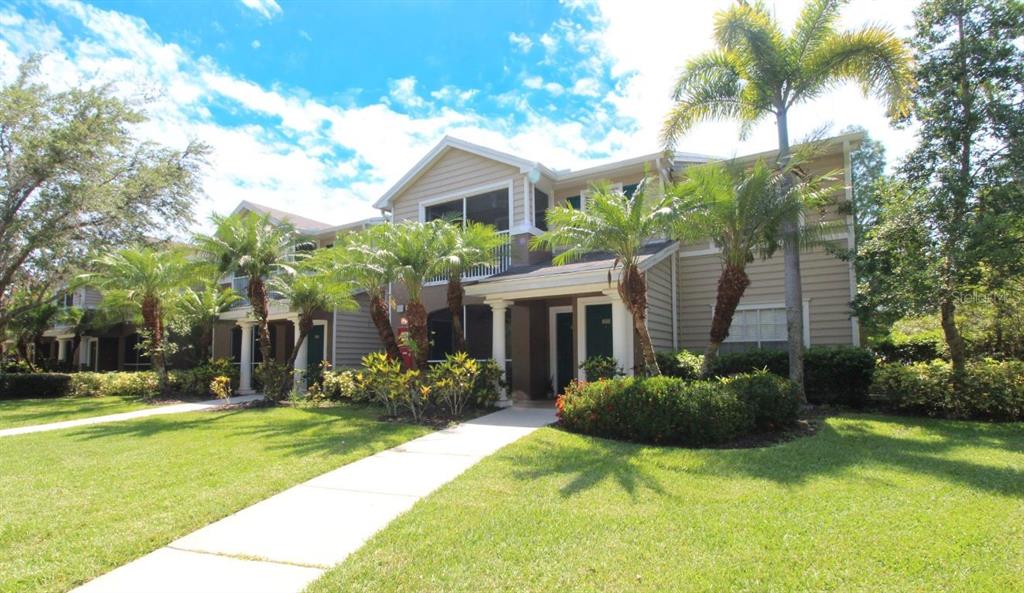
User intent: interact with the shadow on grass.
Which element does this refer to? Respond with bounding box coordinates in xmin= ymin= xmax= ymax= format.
xmin=65 ymin=404 xmax=419 ymax=460
xmin=516 ymin=415 xmax=1024 ymax=501
xmin=513 ymin=435 xmax=668 ymax=499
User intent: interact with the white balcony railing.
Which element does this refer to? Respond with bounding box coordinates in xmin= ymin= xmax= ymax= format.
xmin=427 ymin=230 xmax=511 ymax=284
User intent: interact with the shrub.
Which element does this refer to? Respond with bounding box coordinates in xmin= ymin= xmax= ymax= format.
xmin=356 ymin=352 xmax=410 ymax=417
xmin=580 ymin=355 xmax=621 ymax=380
xmin=254 ymin=362 xmax=291 ymax=401
xmin=873 ymin=359 xmax=1024 ymax=421
xmin=169 ymin=359 xmax=238 ymax=398
xmin=313 ymin=369 xmax=362 ymax=402
xmin=708 ymin=346 xmax=874 ymax=407
xmin=210 ymin=376 xmax=232 ymax=400
xmin=471 ymin=359 xmax=504 ymax=407
xmin=558 ymin=376 xmax=755 ymax=446
xmin=0 ymin=373 xmax=72 ymax=400
xmin=2 ymin=359 xmax=33 ymax=373
xmin=69 ymin=372 xmax=159 ymax=399
xmin=656 ymin=350 xmax=704 ymax=380
xmin=723 ymin=370 xmax=800 ymax=430
xmin=429 ymin=352 xmax=478 ymax=417
xmin=872 ymin=336 xmax=944 ymax=364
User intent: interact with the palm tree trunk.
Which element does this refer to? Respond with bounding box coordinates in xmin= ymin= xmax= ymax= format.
xmin=619 ymin=264 xmax=659 ymax=376
xmin=776 ymin=107 xmax=806 ymax=401
xmin=249 ymin=278 xmax=273 ymax=367
xmin=702 ymin=263 xmax=751 ymax=375
xmin=366 ymin=290 xmax=401 ymax=360
xmin=141 ymin=296 xmax=167 ymax=394
xmin=447 ymin=276 xmax=466 ymax=353
xmin=369 ymin=290 xmax=402 ymax=361
xmin=279 ymin=313 xmax=312 ymax=395
xmin=406 ymin=299 xmax=430 ymax=371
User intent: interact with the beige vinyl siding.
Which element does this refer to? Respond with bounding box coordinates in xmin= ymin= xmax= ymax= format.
xmin=390 ymin=148 xmax=520 ymax=224
xmin=677 ymin=242 xmax=855 ymax=350
xmin=79 ymin=287 xmax=102 ymax=309
xmin=552 ymin=162 xmax=648 ymax=206
xmin=334 ymin=294 xmax=383 ymax=368
xmin=645 ymin=256 xmax=675 ymax=352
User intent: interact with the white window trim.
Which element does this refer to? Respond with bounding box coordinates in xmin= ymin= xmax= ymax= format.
xmin=715 ymin=300 xmax=811 ymax=347
xmin=548 ymin=305 xmax=574 ymax=388
xmin=576 ymin=295 xmax=615 ymax=380
xmin=417 ymin=178 xmax=515 ymax=232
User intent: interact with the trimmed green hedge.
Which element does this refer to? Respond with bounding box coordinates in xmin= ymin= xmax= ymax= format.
xmin=0 ymin=373 xmax=73 ymax=400
xmin=557 ymin=372 xmax=799 ymax=447
xmin=706 ymin=346 xmax=875 ymax=407
xmin=873 ymin=358 xmax=1024 ymax=421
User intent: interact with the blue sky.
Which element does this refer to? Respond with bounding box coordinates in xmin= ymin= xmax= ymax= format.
xmin=0 ymin=0 xmax=918 ymax=228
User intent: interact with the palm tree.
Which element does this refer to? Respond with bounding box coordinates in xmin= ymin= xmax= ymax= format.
xmin=531 ymin=177 xmax=678 ymax=376
xmin=316 ymin=225 xmax=403 ymax=361
xmin=193 ymin=213 xmax=308 ymax=374
xmin=176 ymin=283 xmax=241 ymax=362
xmin=84 ymin=247 xmax=188 ymax=393
xmin=436 ymin=221 xmax=504 ymax=353
xmin=661 ymin=0 xmax=913 ymax=395
xmin=389 ymin=220 xmax=449 ymax=370
xmin=267 ymin=268 xmax=355 ymax=395
xmin=672 ymin=158 xmax=837 ymax=374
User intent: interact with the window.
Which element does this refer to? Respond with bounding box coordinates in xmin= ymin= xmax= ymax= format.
xmin=623 ymin=183 xmax=639 ymax=198
xmin=534 ymin=188 xmax=550 ymax=231
xmin=424 ymin=187 xmax=510 ymax=231
xmin=59 ymin=291 xmax=75 ymax=308
xmin=231 ymin=272 xmax=249 ymax=298
xmin=722 ymin=306 xmax=787 ymax=353
xmin=566 ymin=195 xmax=581 ymax=210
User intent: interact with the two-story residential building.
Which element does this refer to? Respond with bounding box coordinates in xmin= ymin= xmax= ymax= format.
xmin=213 ymin=131 xmax=862 ymax=402
xmin=373 ymin=133 xmax=862 ymax=402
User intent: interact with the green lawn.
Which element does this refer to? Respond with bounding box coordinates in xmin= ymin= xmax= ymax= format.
xmin=0 ymin=396 xmax=157 ymax=429
xmin=0 ymin=405 xmax=432 ymax=593
xmin=308 ymin=415 xmax=1024 ymax=593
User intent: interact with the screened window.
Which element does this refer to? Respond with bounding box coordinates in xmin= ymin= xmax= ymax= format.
xmin=722 ymin=306 xmax=787 ymax=353
xmin=424 ymin=188 xmax=510 ymax=231
xmin=534 ymin=188 xmax=550 ymax=231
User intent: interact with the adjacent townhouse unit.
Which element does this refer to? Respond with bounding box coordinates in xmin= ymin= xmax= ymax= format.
xmin=210 ymin=201 xmax=384 ymax=393
xmin=187 ymin=132 xmax=862 ymax=403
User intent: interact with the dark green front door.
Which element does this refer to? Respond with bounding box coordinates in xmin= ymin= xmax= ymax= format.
xmin=306 ymin=324 xmax=325 ymax=368
xmin=585 ymin=304 xmax=614 ymax=360
xmin=554 ymin=311 xmax=574 ymax=396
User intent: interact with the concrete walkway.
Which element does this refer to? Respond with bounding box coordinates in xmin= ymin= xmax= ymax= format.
xmin=73 ymin=405 xmax=556 ymax=593
xmin=0 ymin=394 xmax=264 ymax=438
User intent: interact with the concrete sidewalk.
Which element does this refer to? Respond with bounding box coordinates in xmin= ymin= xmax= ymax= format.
xmin=0 ymin=394 xmax=264 ymax=438
xmin=72 ymin=405 xmax=556 ymax=593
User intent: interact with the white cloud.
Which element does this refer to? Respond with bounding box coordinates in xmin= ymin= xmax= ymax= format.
xmin=298 ymin=30 xmax=312 ymax=42
xmin=250 ymin=39 xmax=261 ymax=49
xmin=571 ymin=77 xmax=600 ymax=97
xmin=239 ymin=0 xmax=281 ymax=20
xmin=387 ymin=76 xmax=425 ymax=109
xmin=539 ymin=33 xmax=557 ymax=52
xmin=588 ymin=0 xmax=920 ymax=164
xmin=544 ymin=82 xmax=564 ymax=96
xmin=430 ymin=85 xmax=479 ymax=105
xmin=523 ymin=75 xmax=543 ymax=89
xmin=508 ymin=32 xmax=532 ymax=52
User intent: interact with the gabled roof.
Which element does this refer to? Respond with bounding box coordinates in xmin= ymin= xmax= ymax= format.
xmin=373 ymin=135 xmax=719 ymax=211
xmin=232 ymin=200 xmax=335 ymax=231
xmin=373 ymin=136 xmax=559 ymax=210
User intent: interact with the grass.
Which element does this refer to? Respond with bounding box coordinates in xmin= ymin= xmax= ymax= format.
xmin=307 ymin=414 xmax=1024 ymax=593
xmin=0 ymin=404 xmax=432 ymax=593
xmin=0 ymin=396 xmax=158 ymax=429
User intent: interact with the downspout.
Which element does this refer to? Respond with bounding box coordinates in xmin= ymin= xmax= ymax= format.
xmin=671 ymin=253 xmax=679 ymax=350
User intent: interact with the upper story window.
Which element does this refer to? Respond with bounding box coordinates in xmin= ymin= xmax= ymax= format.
xmin=533 ymin=188 xmax=550 ymax=231
xmin=424 ymin=188 xmax=510 ymax=231
xmin=60 ymin=291 xmax=75 ymax=308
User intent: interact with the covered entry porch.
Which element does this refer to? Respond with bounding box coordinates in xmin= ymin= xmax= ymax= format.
xmin=467 ymin=281 xmax=636 ymax=402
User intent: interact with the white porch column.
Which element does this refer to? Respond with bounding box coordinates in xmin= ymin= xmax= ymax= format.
xmin=292 ymin=316 xmax=308 ymax=393
xmin=57 ymin=339 xmax=69 ymax=363
xmin=78 ymin=337 xmax=91 ymax=368
xmin=603 ymin=289 xmax=635 ymax=376
xmin=488 ymin=300 xmax=511 ymax=408
xmin=237 ymin=321 xmax=256 ymax=395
